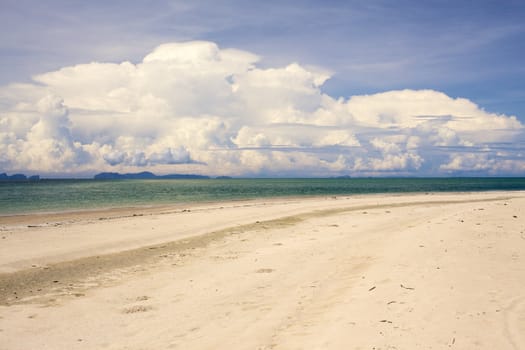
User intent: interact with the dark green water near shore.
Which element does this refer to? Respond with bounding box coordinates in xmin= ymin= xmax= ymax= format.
xmin=1 ymin=178 xmax=524 ymax=215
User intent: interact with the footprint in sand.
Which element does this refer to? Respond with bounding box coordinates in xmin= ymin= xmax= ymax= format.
xmin=256 ymin=268 xmax=275 ymax=273
xmin=122 ymin=305 xmax=153 ymax=314
xmin=122 ymin=295 xmax=153 ymax=313
xmin=505 ymin=297 xmax=525 ymax=349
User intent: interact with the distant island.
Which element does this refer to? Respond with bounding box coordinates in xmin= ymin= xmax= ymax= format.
xmin=0 ymin=173 xmax=40 ymax=182
xmin=93 ymin=171 xmax=210 ymax=180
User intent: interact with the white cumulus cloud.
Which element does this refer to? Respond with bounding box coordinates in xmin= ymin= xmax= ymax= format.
xmin=0 ymin=40 xmax=523 ymax=176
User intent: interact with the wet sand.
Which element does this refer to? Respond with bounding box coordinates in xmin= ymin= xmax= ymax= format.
xmin=0 ymin=192 xmax=524 ymax=349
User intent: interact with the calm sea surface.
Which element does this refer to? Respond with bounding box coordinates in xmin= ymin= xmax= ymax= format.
xmin=1 ymin=178 xmax=524 ymax=215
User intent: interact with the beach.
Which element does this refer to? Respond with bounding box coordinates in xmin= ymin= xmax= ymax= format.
xmin=0 ymin=191 xmax=524 ymax=349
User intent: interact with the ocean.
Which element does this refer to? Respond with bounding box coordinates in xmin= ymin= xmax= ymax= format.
xmin=1 ymin=177 xmax=524 ymax=215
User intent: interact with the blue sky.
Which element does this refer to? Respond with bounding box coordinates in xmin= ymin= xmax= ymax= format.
xmin=0 ymin=0 xmax=524 ymax=176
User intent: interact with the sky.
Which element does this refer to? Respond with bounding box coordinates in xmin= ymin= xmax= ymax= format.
xmin=0 ymin=0 xmax=524 ymax=177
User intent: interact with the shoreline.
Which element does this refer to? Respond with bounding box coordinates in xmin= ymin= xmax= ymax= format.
xmin=1 ymin=192 xmax=522 ymax=274
xmin=2 ymin=189 xmax=524 ymax=226
xmin=3 ymin=176 xmax=525 ymax=218
xmin=1 ymin=191 xmax=524 ymax=349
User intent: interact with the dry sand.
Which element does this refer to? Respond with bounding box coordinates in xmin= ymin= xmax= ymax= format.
xmin=0 ymin=192 xmax=524 ymax=349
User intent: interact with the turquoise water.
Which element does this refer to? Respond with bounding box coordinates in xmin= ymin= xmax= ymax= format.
xmin=1 ymin=178 xmax=524 ymax=215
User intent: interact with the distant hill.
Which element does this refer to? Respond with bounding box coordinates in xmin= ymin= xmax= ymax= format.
xmin=93 ymin=171 xmax=210 ymax=180
xmin=0 ymin=173 xmax=40 ymax=182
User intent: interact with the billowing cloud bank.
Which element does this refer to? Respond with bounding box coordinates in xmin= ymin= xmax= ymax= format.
xmin=0 ymin=41 xmax=523 ymax=176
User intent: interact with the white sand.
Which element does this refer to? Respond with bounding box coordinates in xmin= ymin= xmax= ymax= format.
xmin=0 ymin=192 xmax=524 ymax=349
